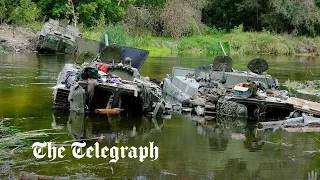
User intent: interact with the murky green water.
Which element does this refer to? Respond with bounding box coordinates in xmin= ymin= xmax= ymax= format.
xmin=1 ymin=53 xmax=320 ymax=179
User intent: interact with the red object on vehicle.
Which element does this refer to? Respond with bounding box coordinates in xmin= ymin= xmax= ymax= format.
xmin=95 ymin=63 xmax=108 ymax=73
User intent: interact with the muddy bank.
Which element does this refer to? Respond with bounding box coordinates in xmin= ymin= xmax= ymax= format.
xmin=0 ymin=25 xmax=38 ymax=53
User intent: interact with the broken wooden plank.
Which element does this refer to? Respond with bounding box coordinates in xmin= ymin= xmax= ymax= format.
xmin=285 ymin=97 xmax=320 ymax=115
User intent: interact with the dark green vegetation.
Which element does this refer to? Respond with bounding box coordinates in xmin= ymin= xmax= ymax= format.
xmin=203 ymin=0 xmax=320 ymax=36
xmin=1 ymin=0 xmax=320 ymax=36
xmin=1 ymin=0 xmax=320 ymax=55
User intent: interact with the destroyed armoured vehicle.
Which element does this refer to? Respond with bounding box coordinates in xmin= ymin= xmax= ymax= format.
xmin=37 ymin=19 xmax=82 ymax=54
xmin=163 ymin=56 xmax=279 ymax=103
xmin=53 ymin=45 xmax=165 ymax=117
xmin=162 ymin=56 xmax=292 ymax=119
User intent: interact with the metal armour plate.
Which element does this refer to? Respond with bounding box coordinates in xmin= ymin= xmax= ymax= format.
xmin=247 ymin=58 xmax=269 ymax=74
xmin=100 ymin=45 xmax=149 ymax=70
xmin=212 ymin=56 xmax=233 ymax=72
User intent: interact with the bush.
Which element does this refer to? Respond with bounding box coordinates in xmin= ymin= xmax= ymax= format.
xmin=231 ymin=24 xmax=244 ymax=34
xmin=205 ymin=26 xmax=227 ymax=36
xmin=228 ymin=31 xmax=293 ymax=55
xmin=124 ymin=5 xmax=157 ymax=36
xmin=10 ymin=0 xmax=40 ymax=25
xmin=124 ymin=0 xmax=206 ymax=38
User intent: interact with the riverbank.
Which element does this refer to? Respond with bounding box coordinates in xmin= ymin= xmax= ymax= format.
xmin=1 ymin=23 xmax=320 ymax=57
xmin=0 ymin=24 xmax=38 ymax=53
xmin=137 ymin=34 xmax=320 ymax=56
xmin=83 ymin=26 xmax=320 ymax=57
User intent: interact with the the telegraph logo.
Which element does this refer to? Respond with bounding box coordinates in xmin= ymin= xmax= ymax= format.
xmin=308 ymin=171 xmax=318 ymax=180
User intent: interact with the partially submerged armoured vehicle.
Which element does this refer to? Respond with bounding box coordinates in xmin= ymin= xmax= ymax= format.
xmin=53 ymin=45 xmax=164 ymax=117
xmin=163 ymin=56 xmax=293 ymax=119
xmin=37 ymin=19 xmax=82 ymax=54
xmin=163 ymin=56 xmax=278 ymax=102
xmin=37 ymin=19 xmax=104 ymax=56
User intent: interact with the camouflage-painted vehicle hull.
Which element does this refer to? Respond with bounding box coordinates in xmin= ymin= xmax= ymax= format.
xmin=40 ymin=34 xmax=77 ymax=54
xmin=37 ymin=19 xmax=110 ymax=56
xmin=37 ymin=19 xmax=89 ymax=55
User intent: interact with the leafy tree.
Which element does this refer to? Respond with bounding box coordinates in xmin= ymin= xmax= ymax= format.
xmin=38 ymin=0 xmax=127 ymax=27
xmin=0 ymin=0 xmax=6 ymax=24
xmin=10 ymin=0 xmax=40 ymax=25
xmin=267 ymin=0 xmax=320 ymax=35
xmin=125 ymin=0 xmax=206 ymax=38
xmin=202 ymin=0 xmax=320 ymax=35
xmin=134 ymin=0 xmax=166 ymax=6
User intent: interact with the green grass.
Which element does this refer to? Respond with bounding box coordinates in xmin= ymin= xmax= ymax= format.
xmin=138 ymin=32 xmax=320 ymax=56
xmin=127 ymin=25 xmax=320 ymax=56
xmin=179 ymin=35 xmax=229 ymax=55
xmin=82 ymin=23 xmax=129 ymax=45
xmin=126 ymin=25 xmax=320 ymax=56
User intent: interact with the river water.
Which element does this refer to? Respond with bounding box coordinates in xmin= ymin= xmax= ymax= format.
xmin=0 ymin=53 xmax=320 ymax=179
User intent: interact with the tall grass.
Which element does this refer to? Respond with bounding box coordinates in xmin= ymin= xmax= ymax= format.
xmin=102 ymin=24 xmax=129 ymax=45
xmin=82 ymin=23 xmax=130 ymax=45
xmin=228 ymin=32 xmax=292 ymax=55
xmin=129 ymin=34 xmax=153 ymax=48
xmin=205 ymin=26 xmax=227 ymax=37
xmin=227 ymin=25 xmax=320 ymax=55
xmin=178 ymin=36 xmax=229 ymax=55
xmin=128 ymin=25 xmax=320 ymax=56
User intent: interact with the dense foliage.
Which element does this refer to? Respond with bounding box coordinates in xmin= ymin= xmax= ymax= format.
xmin=1 ymin=0 xmax=320 ymax=37
xmin=203 ymin=0 xmax=320 ymax=36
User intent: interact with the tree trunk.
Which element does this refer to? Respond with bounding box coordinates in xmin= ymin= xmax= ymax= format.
xmin=68 ymin=0 xmax=78 ymax=27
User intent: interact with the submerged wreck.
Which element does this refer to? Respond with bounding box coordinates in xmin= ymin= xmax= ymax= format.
xmin=53 ymin=45 xmax=164 ymax=117
xmin=37 ymin=19 xmax=103 ymax=55
xmin=163 ymin=55 xmax=320 ymax=121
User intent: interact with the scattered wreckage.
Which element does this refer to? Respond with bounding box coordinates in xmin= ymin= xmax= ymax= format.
xmin=53 ymin=45 xmax=165 ymax=117
xmin=163 ymin=54 xmax=320 ymax=122
xmin=258 ymin=97 xmax=320 ymax=130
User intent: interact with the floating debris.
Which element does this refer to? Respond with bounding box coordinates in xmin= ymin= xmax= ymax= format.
xmin=258 ymin=115 xmax=320 ymax=129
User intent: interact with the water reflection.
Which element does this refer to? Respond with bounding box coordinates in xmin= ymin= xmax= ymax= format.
xmin=193 ymin=117 xmax=266 ymax=152
xmin=52 ymin=110 xmax=166 ymax=143
xmin=243 ymin=125 xmax=266 ymax=151
xmin=68 ymin=111 xmax=85 ymax=139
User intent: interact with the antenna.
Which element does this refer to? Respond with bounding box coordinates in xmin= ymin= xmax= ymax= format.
xmin=218 ymin=41 xmax=227 ymax=56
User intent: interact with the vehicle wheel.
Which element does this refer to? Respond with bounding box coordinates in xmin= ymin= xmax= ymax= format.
xmin=253 ymin=108 xmax=260 ymax=117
